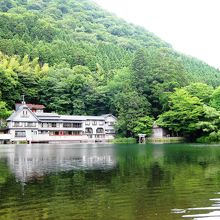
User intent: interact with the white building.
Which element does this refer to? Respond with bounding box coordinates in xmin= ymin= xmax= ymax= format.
xmin=3 ymin=103 xmax=116 ymax=144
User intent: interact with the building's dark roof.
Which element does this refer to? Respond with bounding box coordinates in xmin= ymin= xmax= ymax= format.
xmin=9 ymin=104 xmax=115 ymax=122
xmin=16 ymin=103 xmax=45 ymax=110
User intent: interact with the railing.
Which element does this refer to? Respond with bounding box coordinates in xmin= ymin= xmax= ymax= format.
xmin=49 ymin=134 xmax=82 ymax=136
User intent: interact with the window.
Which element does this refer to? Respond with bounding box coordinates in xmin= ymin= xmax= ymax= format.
xmin=85 ymin=128 xmax=93 ymax=134
xmin=51 ymin=123 xmax=57 ymax=128
xmin=63 ymin=123 xmax=82 ymax=128
xmin=63 ymin=123 xmax=72 ymax=128
xmin=21 ymin=110 xmax=29 ymax=118
xmin=73 ymin=123 xmax=82 ymax=128
xmin=50 ymin=131 xmax=59 ymax=135
xmin=25 ymin=122 xmax=36 ymax=127
xmin=95 ymin=134 xmax=105 ymax=138
xmin=85 ymin=121 xmax=90 ymax=125
xmin=15 ymin=131 xmax=26 ymax=137
xmin=92 ymin=121 xmax=97 ymax=125
xmin=63 ymin=131 xmax=81 ymax=135
xmin=32 ymin=131 xmax=38 ymax=135
xmin=73 ymin=131 xmax=81 ymax=135
xmin=96 ymin=128 xmax=104 ymax=133
xmin=14 ymin=122 xmax=22 ymax=127
xmin=99 ymin=121 xmax=104 ymax=125
xmin=39 ymin=131 xmax=48 ymax=134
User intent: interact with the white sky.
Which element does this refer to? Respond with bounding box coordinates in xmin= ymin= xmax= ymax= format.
xmin=93 ymin=0 xmax=220 ymax=69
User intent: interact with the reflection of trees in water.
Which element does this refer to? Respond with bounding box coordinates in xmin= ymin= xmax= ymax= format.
xmin=147 ymin=162 xmax=165 ymax=187
xmin=163 ymin=144 xmax=218 ymax=165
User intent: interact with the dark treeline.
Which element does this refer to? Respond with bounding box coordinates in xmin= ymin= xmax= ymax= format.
xmin=1 ymin=0 xmax=220 ymax=141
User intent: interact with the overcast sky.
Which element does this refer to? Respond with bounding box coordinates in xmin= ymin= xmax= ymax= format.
xmin=93 ymin=0 xmax=220 ymax=69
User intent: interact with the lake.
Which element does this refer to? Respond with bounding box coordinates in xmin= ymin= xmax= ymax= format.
xmin=0 ymin=143 xmax=220 ymax=220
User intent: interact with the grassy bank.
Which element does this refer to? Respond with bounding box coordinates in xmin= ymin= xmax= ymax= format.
xmin=112 ymin=137 xmax=136 ymax=144
xmin=147 ymin=137 xmax=185 ymax=143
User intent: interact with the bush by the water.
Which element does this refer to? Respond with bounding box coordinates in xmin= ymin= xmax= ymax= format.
xmin=197 ymin=131 xmax=220 ymax=143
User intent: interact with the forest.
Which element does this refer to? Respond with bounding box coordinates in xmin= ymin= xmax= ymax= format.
xmin=1 ymin=0 xmax=220 ymax=142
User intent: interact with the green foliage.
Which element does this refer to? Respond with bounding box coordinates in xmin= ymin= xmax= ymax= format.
xmin=133 ymin=116 xmax=154 ymax=137
xmin=185 ymin=83 xmax=214 ymax=104
xmin=197 ymin=132 xmax=220 ymax=143
xmin=0 ymin=101 xmax=11 ymax=119
xmin=0 ymin=52 xmax=48 ymax=108
xmin=180 ymin=55 xmax=220 ymax=87
xmin=113 ymin=89 xmax=151 ymax=137
xmin=157 ymin=87 xmax=220 ymax=142
xmin=131 ymin=48 xmax=189 ymax=115
xmin=157 ymin=88 xmax=204 ymax=136
xmin=196 ymin=105 xmax=220 ymax=134
xmin=112 ymin=137 xmax=136 ymax=144
xmin=0 ymin=161 xmax=10 ymax=185
xmin=0 ymin=0 xmax=220 ymax=140
xmin=210 ymin=86 xmax=220 ymax=110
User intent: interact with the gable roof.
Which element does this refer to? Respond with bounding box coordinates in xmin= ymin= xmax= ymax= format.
xmin=7 ymin=104 xmax=39 ymax=122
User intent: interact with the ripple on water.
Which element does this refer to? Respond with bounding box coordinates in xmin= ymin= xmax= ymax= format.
xmin=172 ymin=194 xmax=220 ymax=220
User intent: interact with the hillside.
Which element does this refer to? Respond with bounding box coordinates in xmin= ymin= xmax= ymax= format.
xmin=0 ymin=0 xmax=170 ymax=70
xmin=0 ymin=0 xmax=219 ymax=77
xmin=1 ymin=0 xmax=220 ymax=137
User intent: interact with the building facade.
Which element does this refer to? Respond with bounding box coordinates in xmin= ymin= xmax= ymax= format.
xmin=3 ymin=103 xmax=116 ymax=144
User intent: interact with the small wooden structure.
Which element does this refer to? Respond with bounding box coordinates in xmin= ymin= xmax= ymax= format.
xmin=138 ymin=134 xmax=146 ymax=144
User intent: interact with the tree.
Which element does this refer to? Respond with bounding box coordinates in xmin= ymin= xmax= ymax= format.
xmin=185 ymin=83 xmax=214 ymax=104
xmin=113 ymin=89 xmax=151 ymax=137
xmin=133 ymin=116 xmax=154 ymax=137
xmin=210 ymin=86 xmax=220 ymax=111
xmin=131 ymin=48 xmax=189 ymax=116
xmin=157 ymin=88 xmax=204 ymax=137
xmin=196 ymin=105 xmax=220 ymax=134
xmin=0 ymin=101 xmax=11 ymax=119
xmin=0 ymin=101 xmax=11 ymax=128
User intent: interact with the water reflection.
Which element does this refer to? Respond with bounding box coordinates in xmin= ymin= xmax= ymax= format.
xmin=1 ymin=144 xmax=220 ymax=220
xmin=172 ymin=193 xmax=220 ymax=220
xmin=0 ymin=144 xmax=116 ymax=183
xmin=180 ymin=194 xmax=220 ymax=220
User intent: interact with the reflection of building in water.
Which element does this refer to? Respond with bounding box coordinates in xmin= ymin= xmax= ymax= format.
xmin=152 ymin=145 xmax=165 ymax=160
xmin=1 ymin=145 xmax=116 ymax=183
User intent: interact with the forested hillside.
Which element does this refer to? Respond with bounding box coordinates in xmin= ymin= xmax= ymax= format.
xmin=1 ymin=0 xmax=220 ymax=139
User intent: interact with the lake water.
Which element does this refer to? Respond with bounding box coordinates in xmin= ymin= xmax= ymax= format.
xmin=0 ymin=143 xmax=220 ymax=220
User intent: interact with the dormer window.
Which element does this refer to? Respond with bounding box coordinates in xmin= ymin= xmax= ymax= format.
xmin=21 ymin=110 xmax=29 ymax=118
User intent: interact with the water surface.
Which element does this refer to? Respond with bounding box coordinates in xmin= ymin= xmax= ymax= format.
xmin=0 ymin=143 xmax=220 ymax=220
